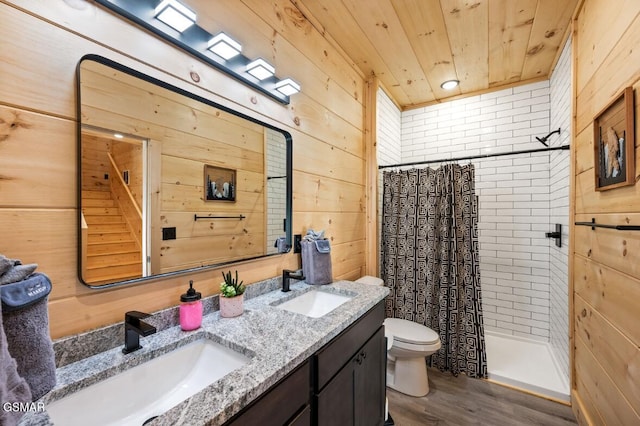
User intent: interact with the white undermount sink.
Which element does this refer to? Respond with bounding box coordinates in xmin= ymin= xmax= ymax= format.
xmin=46 ymin=338 xmax=249 ymax=426
xmin=276 ymin=290 xmax=353 ymax=318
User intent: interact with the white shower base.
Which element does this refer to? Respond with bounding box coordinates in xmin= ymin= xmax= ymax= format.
xmin=485 ymin=331 xmax=570 ymax=402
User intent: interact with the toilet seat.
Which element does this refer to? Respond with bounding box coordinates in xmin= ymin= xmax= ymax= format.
xmin=384 ymin=318 xmax=441 ymax=352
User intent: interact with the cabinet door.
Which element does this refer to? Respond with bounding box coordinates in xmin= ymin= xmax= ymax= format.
xmin=225 ymin=361 xmax=310 ymax=426
xmin=316 ymin=327 xmax=385 ymax=426
xmin=288 ymin=405 xmax=311 ymax=426
xmin=354 ymin=327 xmax=385 ymax=426
xmin=316 ymin=358 xmax=354 ymax=426
xmin=315 ymin=302 xmax=385 ymax=390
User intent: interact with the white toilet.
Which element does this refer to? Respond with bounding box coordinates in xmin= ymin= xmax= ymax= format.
xmin=355 ymin=276 xmax=442 ymax=397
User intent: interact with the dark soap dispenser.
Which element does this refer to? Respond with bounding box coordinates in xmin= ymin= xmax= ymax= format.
xmin=180 ymin=280 xmax=202 ymax=331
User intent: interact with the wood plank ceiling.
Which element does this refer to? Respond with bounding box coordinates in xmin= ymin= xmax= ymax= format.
xmin=295 ymin=0 xmax=579 ymax=109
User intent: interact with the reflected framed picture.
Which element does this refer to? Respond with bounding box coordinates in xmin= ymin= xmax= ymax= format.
xmin=204 ymin=165 xmax=236 ymax=201
xmin=594 ymin=86 xmax=635 ymax=191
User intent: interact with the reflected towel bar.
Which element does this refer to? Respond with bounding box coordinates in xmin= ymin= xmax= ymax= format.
xmin=575 ymin=218 xmax=640 ymax=231
xmin=194 ymin=214 xmax=246 ymax=221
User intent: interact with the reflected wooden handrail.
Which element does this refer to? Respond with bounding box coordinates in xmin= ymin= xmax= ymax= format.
xmin=107 ymin=153 xmax=142 ymax=218
xmin=107 ymin=152 xmax=142 ymax=249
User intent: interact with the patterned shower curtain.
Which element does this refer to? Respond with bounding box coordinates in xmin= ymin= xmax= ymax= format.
xmin=381 ymin=164 xmax=487 ymax=378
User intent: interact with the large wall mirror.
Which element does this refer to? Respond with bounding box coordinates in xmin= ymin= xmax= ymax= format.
xmin=77 ymin=55 xmax=292 ymax=288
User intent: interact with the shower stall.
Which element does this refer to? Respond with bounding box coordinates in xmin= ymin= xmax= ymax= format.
xmin=376 ymin=38 xmax=572 ymax=402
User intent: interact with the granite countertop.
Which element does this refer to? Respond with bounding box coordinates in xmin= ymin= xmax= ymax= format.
xmin=20 ymin=279 xmax=389 ymax=425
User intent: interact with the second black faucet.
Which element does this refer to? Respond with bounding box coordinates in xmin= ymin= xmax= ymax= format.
xmin=122 ymin=311 xmax=157 ymax=354
xmin=282 ymin=269 xmax=305 ymax=292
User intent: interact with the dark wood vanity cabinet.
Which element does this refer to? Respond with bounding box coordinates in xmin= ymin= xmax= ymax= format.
xmin=316 ymin=327 xmax=385 ymax=426
xmin=353 ymin=327 xmax=386 ymax=426
xmin=225 ymin=360 xmax=311 ymax=426
xmin=314 ymin=302 xmax=386 ymax=426
xmin=224 ymin=301 xmax=385 ymax=426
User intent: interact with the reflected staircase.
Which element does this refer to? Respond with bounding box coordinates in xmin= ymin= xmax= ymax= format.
xmin=82 ymin=190 xmax=142 ymax=283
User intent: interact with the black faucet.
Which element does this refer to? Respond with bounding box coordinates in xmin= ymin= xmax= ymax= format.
xmin=122 ymin=311 xmax=157 ymax=354
xmin=282 ymin=269 xmax=305 ymax=292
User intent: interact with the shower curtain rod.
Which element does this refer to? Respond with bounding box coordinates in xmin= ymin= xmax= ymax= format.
xmin=378 ymin=144 xmax=570 ymax=169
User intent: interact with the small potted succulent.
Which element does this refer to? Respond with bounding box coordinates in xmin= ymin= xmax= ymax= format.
xmin=219 ymin=270 xmax=245 ymax=318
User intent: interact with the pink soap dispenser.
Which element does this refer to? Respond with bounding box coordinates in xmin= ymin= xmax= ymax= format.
xmin=180 ymin=280 xmax=202 ymax=331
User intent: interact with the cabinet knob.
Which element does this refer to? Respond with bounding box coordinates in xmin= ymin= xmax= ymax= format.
xmin=354 ymin=351 xmax=367 ymax=365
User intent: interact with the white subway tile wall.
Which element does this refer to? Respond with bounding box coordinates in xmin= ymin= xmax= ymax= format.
xmin=377 ymin=52 xmax=570 ymax=349
xmin=266 ymin=129 xmax=287 ymax=254
xmin=377 ymin=89 xmax=402 ymax=167
xmin=376 ymin=89 xmax=402 ymax=266
xmin=549 ymin=38 xmax=572 ymax=379
xmin=400 ymin=80 xmax=555 ymax=341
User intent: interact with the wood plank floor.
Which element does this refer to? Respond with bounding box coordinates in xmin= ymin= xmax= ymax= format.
xmin=386 ymin=368 xmax=577 ymax=426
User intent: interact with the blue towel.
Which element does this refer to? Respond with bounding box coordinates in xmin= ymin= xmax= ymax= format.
xmin=0 ymin=301 xmax=32 ymax=425
xmin=1 ymin=273 xmax=56 ymax=401
xmin=0 ymin=255 xmax=37 ymax=286
xmin=301 ymin=239 xmax=333 ymax=285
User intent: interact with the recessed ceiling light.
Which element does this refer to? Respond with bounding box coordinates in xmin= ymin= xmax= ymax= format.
xmin=275 ymin=78 xmax=301 ymax=96
xmin=207 ymin=32 xmax=242 ymax=60
xmin=113 ymin=133 xmax=124 ymax=139
xmin=154 ymin=0 xmax=196 ymax=33
xmin=440 ymin=80 xmax=459 ymax=90
xmin=246 ymin=58 xmax=275 ymax=81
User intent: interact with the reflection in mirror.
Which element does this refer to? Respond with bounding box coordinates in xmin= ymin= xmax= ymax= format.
xmin=78 ymin=55 xmax=291 ymax=288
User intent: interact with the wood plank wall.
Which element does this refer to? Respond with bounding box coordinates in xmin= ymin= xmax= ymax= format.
xmin=81 ymin=134 xmax=112 ymax=192
xmin=81 ymin=61 xmax=270 ymax=273
xmin=572 ymin=1 xmax=640 ymax=424
xmin=0 ymin=0 xmax=368 ymax=339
